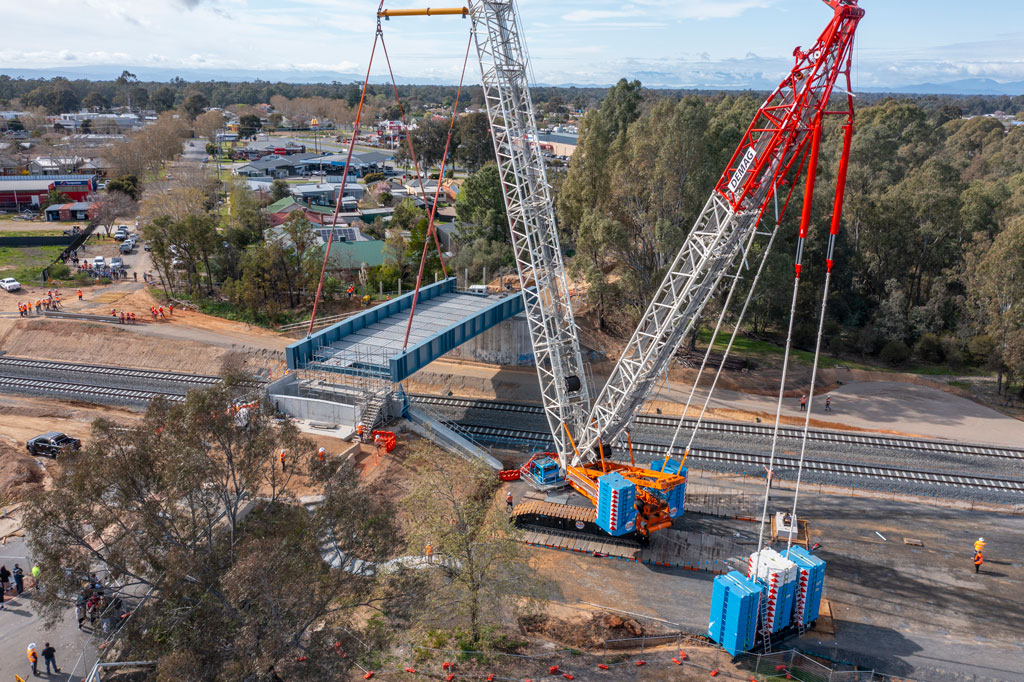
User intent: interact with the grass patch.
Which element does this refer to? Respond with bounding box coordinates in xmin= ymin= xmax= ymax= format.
xmin=948 ymin=380 xmax=972 ymax=390
xmin=148 ymin=285 xmax=302 ymax=329
xmin=0 ymin=229 xmax=67 ymax=237
xmin=695 ymin=328 xmax=875 ymax=370
xmin=0 ymin=244 xmax=66 ymax=282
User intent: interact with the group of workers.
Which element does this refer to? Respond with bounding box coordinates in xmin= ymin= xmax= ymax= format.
xmin=149 ymin=304 xmax=173 ymax=320
xmin=279 ymin=446 xmax=333 ymax=472
xmin=16 ymin=289 xmax=63 ymax=316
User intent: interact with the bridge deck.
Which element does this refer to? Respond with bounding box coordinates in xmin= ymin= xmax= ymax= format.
xmin=286 ymin=278 xmax=524 ymax=383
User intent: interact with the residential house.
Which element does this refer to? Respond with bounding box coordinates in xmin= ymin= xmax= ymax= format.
xmin=291 ymin=182 xmax=364 ymax=207
xmin=296 ymin=149 xmax=393 ymax=177
xmin=234 ymin=152 xmax=317 ymax=178
xmin=44 ymin=201 xmax=98 ymax=222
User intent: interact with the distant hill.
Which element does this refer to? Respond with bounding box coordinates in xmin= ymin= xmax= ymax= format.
xmin=860 ymin=78 xmax=1024 ymax=96
xmin=1 ymin=67 xmax=1023 ymax=96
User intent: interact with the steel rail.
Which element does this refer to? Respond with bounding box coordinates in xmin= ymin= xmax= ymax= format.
xmin=454 ymin=422 xmax=1024 ymax=494
xmin=0 ymin=356 xmax=222 ymax=386
xmin=0 ymin=375 xmax=187 ymax=403
xmin=408 ymin=394 xmax=1024 ymax=460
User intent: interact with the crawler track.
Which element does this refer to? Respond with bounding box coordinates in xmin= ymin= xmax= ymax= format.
xmin=409 ymin=394 xmax=1024 ymax=461
xmin=455 ymin=422 xmax=1024 ymax=495
xmin=0 ymin=375 xmax=187 ymax=403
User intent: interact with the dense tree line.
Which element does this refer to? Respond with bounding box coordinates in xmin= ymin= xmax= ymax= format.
xmin=556 ymin=79 xmax=1024 ymax=394
xmin=3 ymin=73 xmax=1019 ymax=118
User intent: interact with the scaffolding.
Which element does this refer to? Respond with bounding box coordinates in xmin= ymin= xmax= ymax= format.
xmin=297 ymin=342 xmax=396 ymax=428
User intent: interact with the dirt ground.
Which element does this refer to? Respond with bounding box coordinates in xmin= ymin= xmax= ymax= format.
xmin=0 ymin=316 xmax=243 ymax=374
xmin=0 ymin=394 xmax=145 ymax=504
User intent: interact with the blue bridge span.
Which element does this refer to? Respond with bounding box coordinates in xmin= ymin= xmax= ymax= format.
xmin=286 ymin=278 xmax=524 ymax=383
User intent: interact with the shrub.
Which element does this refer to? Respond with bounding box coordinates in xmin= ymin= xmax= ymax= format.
xmin=48 ymin=263 xmax=70 ymax=280
xmin=792 ymin=322 xmax=818 ymax=350
xmin=363 ymin=172 xmax=385 ymax=183
xmin=428 ymin=171 xmax=440 ymax=179
xmin=880 ymin=339 xmax=910 ymax=366
xmin=74 ymin=271 xmax=91 ymax=283
xmin=99 ymin=277 xmax=112 ymax=285
xmin=854 ymin=326 xmax=883 ymax=356
xmin=966 ymin=334 xmax=996 ymax=367
xmin=914 ymin=332 xmax=944 ymax=363
xmin=941 ymin=336 xmax=965 ymax=369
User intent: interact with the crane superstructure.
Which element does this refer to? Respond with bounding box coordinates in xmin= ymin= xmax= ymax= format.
xmin=380 ymin=0 xmax=863 ymax=540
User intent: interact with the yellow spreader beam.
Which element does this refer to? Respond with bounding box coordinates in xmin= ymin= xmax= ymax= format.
xmin=378 ymin=7 xmax=468 ymax=18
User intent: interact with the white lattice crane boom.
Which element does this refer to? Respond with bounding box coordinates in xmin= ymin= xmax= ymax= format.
xmin=469 ymin=0 xmax=592 ymax=465
xmin=574 ymin=0 xmax=863 ymax=462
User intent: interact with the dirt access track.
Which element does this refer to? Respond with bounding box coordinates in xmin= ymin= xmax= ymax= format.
xmin=0 ymin=282 xmax=287 ymax=376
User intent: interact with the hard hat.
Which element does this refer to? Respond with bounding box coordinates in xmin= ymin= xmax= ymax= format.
xmin=978 ymin=537 xmax=985 ymax=542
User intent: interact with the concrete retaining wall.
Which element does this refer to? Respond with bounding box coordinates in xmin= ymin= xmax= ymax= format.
xmin=267 ymin=373 xmax=357 ymax=425
xmin=443 ymin=313 xmax=535 ymax=366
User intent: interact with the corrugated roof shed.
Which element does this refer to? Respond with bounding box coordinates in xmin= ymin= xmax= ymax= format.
xmin=326 ymin=240 xmax=387 ymax=268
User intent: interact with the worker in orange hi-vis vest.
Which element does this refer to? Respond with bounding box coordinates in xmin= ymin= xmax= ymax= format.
xmin=356 ymin=422 xmax=365 ymax=442
xmin=425 ymin=543 xmax=433 ymax=563
xmin=373 ymin=432 xmax=383 ymax=457
xmin=317 ymin=447 xmax=326 ymax=463
xmin=280 ymin=449 xmax=287 ymax=472
xmin=974 ymin=550 xmax=984 ymax=574
xmin=27 ymin=643 xmax=38 ymax=676
xmin=77 ymin=288 xmax=82 ymax=301
xmin=974 ymin=537 xmax=986 ymax=553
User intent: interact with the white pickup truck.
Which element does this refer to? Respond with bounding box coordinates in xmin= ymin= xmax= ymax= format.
xmin=0 ymin=277 xmax=21 ymax=292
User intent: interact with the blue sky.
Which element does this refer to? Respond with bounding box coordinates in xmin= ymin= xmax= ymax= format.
xmin=2 ymin=0 xmax=1024 ymax=90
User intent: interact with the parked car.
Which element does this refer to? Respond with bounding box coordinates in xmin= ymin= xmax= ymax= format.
xmin=119 ymin=241 xmax=134 ymax=254
xmin=0 ymin=277 xmax=21 ymax=292
xmin=26 ymin=432 xmax=81 ymax=458
xmin=143 ymin=243 xmax=152 ymax=252
xmin=93 ymin=256 xmax=106 ymax=268
xmin=114 ymin=229 xmax=128 ymax=241
xmin=110 ymin=256 xmax=124 ymax=270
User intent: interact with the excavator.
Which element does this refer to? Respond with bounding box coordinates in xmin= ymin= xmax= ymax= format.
xmin=380 ymin=0 xmax=864 ymax=541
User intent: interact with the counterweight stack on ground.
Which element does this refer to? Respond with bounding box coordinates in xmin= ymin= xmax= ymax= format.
xmin=749 ymin=548 xmax=799 ymax=636
xmin=786 ymin=545 xmax=826 ymax=629
xmin=709 ymin=571 xmax=763 ymax=656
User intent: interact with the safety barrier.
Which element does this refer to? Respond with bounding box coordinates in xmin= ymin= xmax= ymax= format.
xmin=371 ymin=430 xmax=397 ymax=453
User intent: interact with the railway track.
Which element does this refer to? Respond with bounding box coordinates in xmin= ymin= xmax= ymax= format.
xmin=0 ymin=375 xmax=187 ymax=403
xmin=454 ymin=422 xmax=1024 ymax=495
xmin=409 ymin=394 xmax=1024 ymax=461
xmin=0 ymin=356 xmax=222 ymax=387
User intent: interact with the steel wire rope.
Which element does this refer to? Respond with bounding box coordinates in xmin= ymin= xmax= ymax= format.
xmin=659 ymin=143 xmax=813 ymax=470
xmin=400 ymin=28 xmax=476 ymax=351
xmin=377 ymin=29 xmax=447 ymax=276
xmin=658 ymin=199 xmax=777 ymax=468
xmin=307 ymin=6 xmax=384 ymax=337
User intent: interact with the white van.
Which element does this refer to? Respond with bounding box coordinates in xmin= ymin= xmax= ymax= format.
xmin=93 ymin=256 xmax=106 ymax=268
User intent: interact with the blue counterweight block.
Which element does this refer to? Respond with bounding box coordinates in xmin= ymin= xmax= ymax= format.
xmin=595 ymin=472 xmax=637 ymax=536
xmin=709 ymin=571 xmax=762 ymax=656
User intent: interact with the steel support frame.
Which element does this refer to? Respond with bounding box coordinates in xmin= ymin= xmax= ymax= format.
xmin=576 ymin=3 xmax=862 ymax=459
xmin=470 ymin=0 xmax=591 ymax=466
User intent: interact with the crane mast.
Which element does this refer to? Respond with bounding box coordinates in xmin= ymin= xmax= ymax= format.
xmin=469 ymin=0 xmax=592 ymax=464
xmin=575 ymin=0 xmax=863 ymax=462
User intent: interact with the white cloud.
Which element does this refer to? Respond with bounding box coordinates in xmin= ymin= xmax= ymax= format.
xmin=631 ymin=0 xmax=777 ymax=21
xmin=562 ymin=9 xmax=635 ymax=22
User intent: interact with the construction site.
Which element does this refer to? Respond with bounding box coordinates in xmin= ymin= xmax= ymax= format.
xmin=1 ymin=1 xmax=1023 ymax=681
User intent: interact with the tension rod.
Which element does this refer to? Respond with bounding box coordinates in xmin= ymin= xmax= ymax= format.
xmin=378 ymin=7 xmax=468 ymax=18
